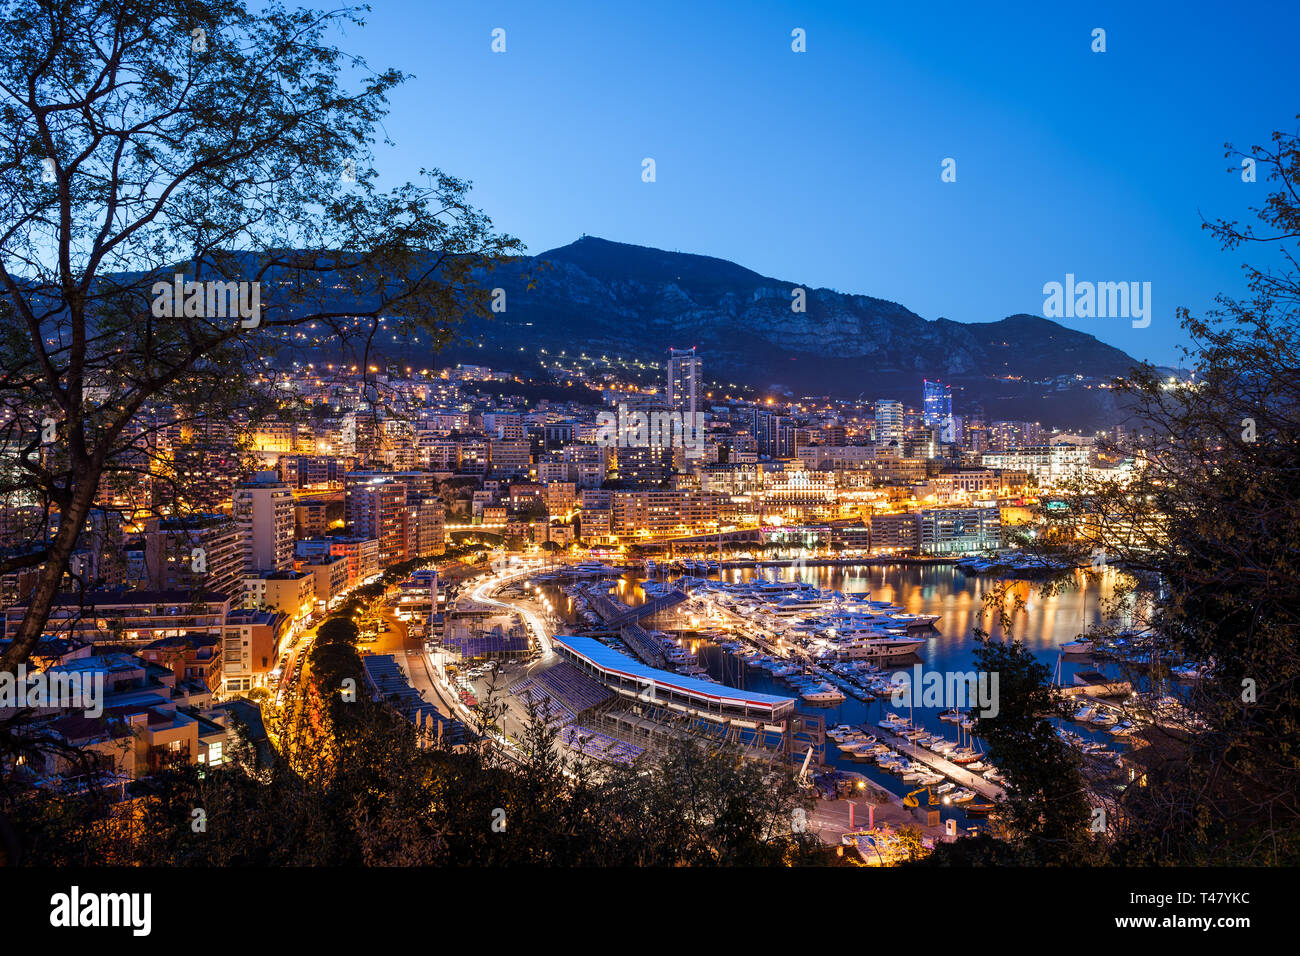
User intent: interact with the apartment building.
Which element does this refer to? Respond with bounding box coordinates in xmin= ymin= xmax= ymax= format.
xmin=233 ymin=471 xmax=295 ymax=573
xmin=4 ymin=590 xmax=231 ymax=647
xmin=222 ymin=608 xmax=289 ymax=693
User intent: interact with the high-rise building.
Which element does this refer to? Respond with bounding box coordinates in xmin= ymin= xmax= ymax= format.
xmin=233 ymin=471 xmax=295 ymax=573
xmin=346 ymin=480 xmax=408 ymax=567
xmin=142 ymin=515 xmax=244 ymax=600
xmin=923 ymin=379 xmax=954 ymax=443
xmin=752 ymin=410 xmax=793 ymax=459
xmin=666 ymin=347 xmax=702 ymax=417
xmin=874 ymin=400 xmax=904 ymax=447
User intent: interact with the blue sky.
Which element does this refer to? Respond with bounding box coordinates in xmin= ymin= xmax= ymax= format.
xmin=337 ymin=0 xmax=1298 ymax=367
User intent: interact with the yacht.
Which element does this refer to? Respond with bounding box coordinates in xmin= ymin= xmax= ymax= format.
xmin=1060 ymin=638 xmax=1094 ymax=654
xmin=764 ymin=595 xmax=832 ymax=617
xmin=833 ymin=636 xmax=926 ymax=661
xmin=567 ymin=561 xmax=619 ymax=577
xmin=801 ymin=684 xmax=847 ymax=706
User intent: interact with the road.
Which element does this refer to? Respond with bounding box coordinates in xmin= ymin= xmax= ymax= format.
xmin=368 ymin=608 xmax=460 ymax=718
xmin=468 ymin=564 xmax=556 ymax=660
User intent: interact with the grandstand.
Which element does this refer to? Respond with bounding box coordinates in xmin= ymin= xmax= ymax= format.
xmin=362 ymin=654 xmax=463 ymax=743
xmin=561 ymin=725 xmax=645 ymax=765
xmin=444 ymin=624 xmax=530 ymax=661
xmin=507 ymin=661 xmax=616 ymax=725
xmin=552 ymin=635 xmax=797 ymax=723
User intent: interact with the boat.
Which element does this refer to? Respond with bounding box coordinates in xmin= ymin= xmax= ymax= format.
xmin=1072 ymin=705 xmax=1096 ymax=722
xmin=801 ymin=684 xmax=847 ymax=705
xmin=963 ymin=802 xmax=996 ymax=816
xmin=935 ymin=782 xmax=956 ymax=794
xmin=1091 ymin=711 xmax=1118 ymax=726
xmin=832 ymin=636 xmax=926 ymax=661
xmin=1060 ymin=638 xmax=1094 ymax=655
xmin=948 ymin=789 xmax=976 ymax=804
xmin=939 ymin=708 xmax=961 ymax=723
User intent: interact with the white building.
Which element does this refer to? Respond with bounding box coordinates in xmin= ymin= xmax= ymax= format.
xmin=980 ymin=444 xmax=1091 ymax=487
xmin=233 ymin=471 xmax=295 ymax=573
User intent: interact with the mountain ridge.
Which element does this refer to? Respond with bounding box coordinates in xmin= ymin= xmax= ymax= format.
xmin=443 ymin=236 xmax=1144 ymax=428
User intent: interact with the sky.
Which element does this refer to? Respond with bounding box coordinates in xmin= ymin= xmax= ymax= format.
xmin=332 ymin=0 xmax=1299 ymax=367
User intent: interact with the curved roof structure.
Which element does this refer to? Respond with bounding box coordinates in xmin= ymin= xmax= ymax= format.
xmin=552 ymin=635 xmax=796 ymax=719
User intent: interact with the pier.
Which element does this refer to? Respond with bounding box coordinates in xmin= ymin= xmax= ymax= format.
xmin=857 ymin=721 xmax=1007 ymax=802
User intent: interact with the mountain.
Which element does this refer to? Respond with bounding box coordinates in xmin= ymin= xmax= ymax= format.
xmin=438 ymin=237 xmax=1146 ymax=429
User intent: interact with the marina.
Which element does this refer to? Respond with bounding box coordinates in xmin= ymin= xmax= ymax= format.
xmin=518 ymin=559 xmax=1180 ymax=840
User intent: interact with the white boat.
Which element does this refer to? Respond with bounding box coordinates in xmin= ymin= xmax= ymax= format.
xmin=935 ymin=782 xmax=956 ymax=794
xmin=765 ymin=596 xmax=833 ymax=616
xmin=1072 ymin=705 xmax=1096 ymax=722
xmin=801 ymin=684 xmax=847 ymax=705
xmin=948 ymin=788 xmax=976 ymax=804
xmin=1060 ymin=638 xmax=1094 ymax=654
xmin=832 ymin=635 xmax=926 ymax=661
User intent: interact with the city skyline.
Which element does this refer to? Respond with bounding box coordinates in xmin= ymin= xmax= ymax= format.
xmin=1 ymin=0 xmax=1294 ymax=894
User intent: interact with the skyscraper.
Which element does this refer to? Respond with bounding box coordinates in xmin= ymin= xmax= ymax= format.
xmin=666 ymin=347 xmax=702 ymax=418
xmin=874 ymin=399 xmax=904 ymax=447
xmin=923 ymin=379 xmax=955 ymax=444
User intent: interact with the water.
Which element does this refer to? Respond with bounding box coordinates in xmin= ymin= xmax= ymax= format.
xmin=556 ymin=562 xmax=1138 ymax=827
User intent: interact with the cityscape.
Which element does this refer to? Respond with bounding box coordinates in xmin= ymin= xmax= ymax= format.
xmin=0 ymin=0 xmax=1294 ymax=932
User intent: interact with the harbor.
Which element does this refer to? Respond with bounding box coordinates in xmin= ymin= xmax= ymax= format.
xmin=507 ymin=559 xmax=1175 ymax=845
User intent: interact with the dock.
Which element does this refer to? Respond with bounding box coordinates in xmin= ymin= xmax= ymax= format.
xmin=856 ymin=720 xmax=1007 ymax=802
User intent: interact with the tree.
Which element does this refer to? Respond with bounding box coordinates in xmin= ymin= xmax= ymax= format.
xmin=0 ymin=0 xmax=520 ymax=673
xmin=954 ymin=636 xmax=1101 ymax=865
xmin=975 ymin=119 xmax=1300 ymax=864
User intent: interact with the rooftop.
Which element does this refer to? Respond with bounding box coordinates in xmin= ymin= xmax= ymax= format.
xmin=552 ymin=635 xmax=795 ymax=710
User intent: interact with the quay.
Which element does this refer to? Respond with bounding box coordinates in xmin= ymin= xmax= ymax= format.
xmin=859 ymin=720 xmax=1006 ymax=802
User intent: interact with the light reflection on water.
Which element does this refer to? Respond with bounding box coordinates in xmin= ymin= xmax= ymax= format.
xmin=606 ymin=563 xmax=1137 ymax=818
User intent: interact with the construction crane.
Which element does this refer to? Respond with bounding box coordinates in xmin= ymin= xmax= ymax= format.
xmin=903 ymin=786 xmax=938 ymax=809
